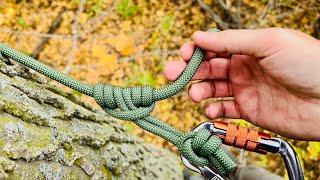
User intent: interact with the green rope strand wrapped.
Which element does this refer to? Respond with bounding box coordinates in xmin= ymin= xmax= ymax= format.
xmin=0 ymin=28 xmax=237 ymax=175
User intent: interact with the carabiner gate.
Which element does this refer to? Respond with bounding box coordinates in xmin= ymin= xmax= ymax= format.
xmin=180 ymin=122 xmax=235 ymax=180
xmin=181 ymin=155 xmax=226 ymax=180
xmin=181 ymin=121 xmax=304 ymax=180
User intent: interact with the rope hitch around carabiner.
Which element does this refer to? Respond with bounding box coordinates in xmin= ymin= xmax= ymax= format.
xmin=0 ymin=28 xmax=304 ymax=180
xmin=0 ymin=28 xmax=238 ymax=176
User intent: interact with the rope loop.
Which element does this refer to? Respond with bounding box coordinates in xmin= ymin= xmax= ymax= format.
xmin=0 ymin=29 xmax=238 ymax=176
xmin=178 ymin=128 xmax=234 ymax=175
xmin=93 ymin=83 xmax=155 ymax=121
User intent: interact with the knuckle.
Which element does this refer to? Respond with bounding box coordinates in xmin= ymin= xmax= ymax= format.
xmin=267 ymin=27 xmax=295 ymax=41
xmin=219 ymin=30 xmax=235 ymax=52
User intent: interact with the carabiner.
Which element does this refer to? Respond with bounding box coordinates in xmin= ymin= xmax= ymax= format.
xmin=181 ymin=155 xmax=226 ymax=180
xmin=181 ymin=121 xmax=304 ymax=180
xmin=181 ymin=122 xmax=236 ymax=180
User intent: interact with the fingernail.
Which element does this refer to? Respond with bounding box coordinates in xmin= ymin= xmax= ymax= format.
xmin=204 ymin=107 xmax=210 ymax=117
xmin=192 ymin=31 xmax=204 ymax=40
xmin=189 ymin=85 xmax=203 ymax=103
xmin=195 ymin=86 xmax=204 ymax=102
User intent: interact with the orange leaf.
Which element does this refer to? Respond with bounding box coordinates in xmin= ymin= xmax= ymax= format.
xmin=92 ymin=46 xmax=118 ymax=73
xmin=204 ymin=0 xmax=212 ymax=4
xmin=107 ymin=34 xmax=135 ymax=56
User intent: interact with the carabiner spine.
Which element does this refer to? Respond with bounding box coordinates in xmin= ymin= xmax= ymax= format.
xmin=204 ymin=121 xmax=305 ymax=180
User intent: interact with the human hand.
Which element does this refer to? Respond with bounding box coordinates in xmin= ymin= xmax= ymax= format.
xmin=164 ymin=28 xmax=320 ymax=141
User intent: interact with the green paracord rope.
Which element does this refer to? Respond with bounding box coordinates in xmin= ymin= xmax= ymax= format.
xmin=0 ymin=28 xmax=236 ymax=175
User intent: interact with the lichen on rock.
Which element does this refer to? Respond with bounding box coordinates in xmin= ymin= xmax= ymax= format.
xmin=0 ymin=58 xmax=183 ymax=179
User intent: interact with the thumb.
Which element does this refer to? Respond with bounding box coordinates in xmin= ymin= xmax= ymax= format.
xmin=193 ymin=28 xmax=281 ymax=58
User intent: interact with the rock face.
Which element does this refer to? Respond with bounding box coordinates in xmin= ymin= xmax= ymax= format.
xmin=0 ymin=56 xmax=183 ymax=179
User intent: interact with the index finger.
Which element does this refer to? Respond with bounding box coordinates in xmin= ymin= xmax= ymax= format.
xmin=164 ymin=57 xmax=230 ymax=81
xmin=192 ymin=28 xmax=282 ymax=58
xmin=180 ymin=42 xmax=216 ymax=61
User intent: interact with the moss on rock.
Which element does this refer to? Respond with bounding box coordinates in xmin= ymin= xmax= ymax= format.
xmin=0 ymin=58 xmax=183 ymax=179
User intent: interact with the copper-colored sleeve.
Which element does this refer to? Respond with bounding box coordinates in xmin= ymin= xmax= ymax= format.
xmin=246 ymin=129 xmax=259 ymax=151
xmin=215 ymin=121 xmax=270 ymax=152
xmin=234 ymin=126 xmax=249 ymax=148
xmin=225 ymin=123 xmax=237 ymax=145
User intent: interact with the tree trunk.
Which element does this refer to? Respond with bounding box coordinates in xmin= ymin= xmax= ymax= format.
xmin=0 ymin=56 xmax=183 ymax=179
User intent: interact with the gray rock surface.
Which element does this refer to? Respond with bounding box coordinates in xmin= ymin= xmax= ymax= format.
xmin=0 ymin=56 xmax=183 ymax=180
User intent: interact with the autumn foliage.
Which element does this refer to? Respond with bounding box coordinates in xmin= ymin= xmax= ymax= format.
xmin=0 ymin=0 xmax=319 ymax=179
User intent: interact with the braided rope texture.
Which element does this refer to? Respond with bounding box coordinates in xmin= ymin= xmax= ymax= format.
xmin=0 ymin=28 xmax=237 ymax=175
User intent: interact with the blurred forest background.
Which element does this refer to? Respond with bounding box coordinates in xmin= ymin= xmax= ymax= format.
xmin=0 ymin=0 xmax=319 ymax=179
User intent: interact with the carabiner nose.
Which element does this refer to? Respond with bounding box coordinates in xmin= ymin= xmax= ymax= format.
xmin=204 ymin=121 xmax=304 ymax=180
xmin=276 ymin=138 xmax=304 ymax=180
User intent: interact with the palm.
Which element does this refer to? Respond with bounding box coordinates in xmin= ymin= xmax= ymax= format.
xmin=165 ymin=28 xmax=320 ymax=140
xmin=230 ymin=55 xmax=319 ymax=139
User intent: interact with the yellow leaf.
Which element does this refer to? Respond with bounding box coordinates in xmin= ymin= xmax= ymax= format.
xmin=92 ymin=46 xmax=118 ymax=73
xmin=204 ymin=0 xmax=212 ymax=4
xmin=0 ymin=13 xmax=3 ymax=25
xmin=107 ymin=34 xmax=135 ymax=56
xmin=4 ymin=7 xmax=15 ymax=19
xmin=120 ymin=20 xmax=132 ymax=31
xmin=92 ymin=45 xmax=105 ymax=58
xmin=101 ymin=54 xmax=117 ymax=71
xmin=307 ymin=142 xmax=320 ymax=160
xmin=79 ymin=13 xmax=88 ymax=25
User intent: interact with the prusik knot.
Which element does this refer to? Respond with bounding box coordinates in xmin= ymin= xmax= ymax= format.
xmin=93 ymin=83 xmax=155 ymax=121
xmin=0 ymin=29 xmax=238 ymax=176
xmin=178 ymin=128 xmax=237 ymax=175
